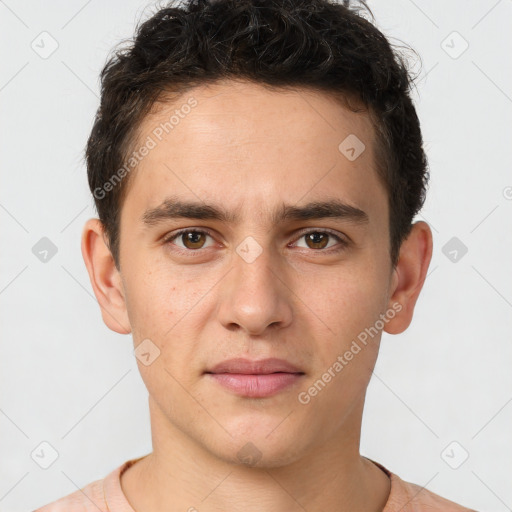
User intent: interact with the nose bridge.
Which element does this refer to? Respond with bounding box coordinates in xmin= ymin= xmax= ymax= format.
xmin=234 ymin=236 xmax=276 ymax=290
xmin=218 ymin=236 xmax=292 ymax=334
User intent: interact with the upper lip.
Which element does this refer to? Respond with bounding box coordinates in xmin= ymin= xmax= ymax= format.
xmin=205 ymin=358 xmax=304 ymax=375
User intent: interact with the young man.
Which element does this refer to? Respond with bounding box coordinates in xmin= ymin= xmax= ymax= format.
xmin=35 ymin=0 xmax=477 ymax=510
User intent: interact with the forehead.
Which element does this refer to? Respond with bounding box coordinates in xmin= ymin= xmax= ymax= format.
xmin=122 ymin=79 xmax=386 ymax=229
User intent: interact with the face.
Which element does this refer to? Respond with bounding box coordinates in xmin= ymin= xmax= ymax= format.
xmin=107 ymin=79 xmax=400 ymax=467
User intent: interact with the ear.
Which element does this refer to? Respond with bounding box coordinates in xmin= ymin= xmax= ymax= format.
xmin=81 ymin=218 xmax=131 ymax=335
xmin=384 ymin=220 xmax=433 ymax=335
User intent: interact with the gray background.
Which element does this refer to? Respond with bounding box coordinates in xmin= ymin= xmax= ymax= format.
xmin=1 ymin=1 xmax=511 ymax=510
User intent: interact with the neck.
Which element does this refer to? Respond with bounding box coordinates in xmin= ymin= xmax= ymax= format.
xmin=121 ymin=398 xmax=391 ymax=512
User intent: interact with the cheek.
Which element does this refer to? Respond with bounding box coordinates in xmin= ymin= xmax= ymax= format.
xmin=296 ymin=264 xmax=387 ymax=347
xmin=296 ymin=269 xmax=386 ymax=419
xmin=121 ymin=263 xmax=177 ymax=362
xmin=123 ymin=262 xmax=210 ymax=372
xmin=126 ymin=273 xmax=199 ymax=400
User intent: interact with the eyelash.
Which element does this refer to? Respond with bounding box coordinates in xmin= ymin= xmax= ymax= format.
xmin=162 ymin=228 xmax=349 ymax=255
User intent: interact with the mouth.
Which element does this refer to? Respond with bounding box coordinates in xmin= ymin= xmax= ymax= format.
xmin=204 ymin=358 xmax=305 ymax=398
xmin=205 ymin=357 xmax=304 ymax=375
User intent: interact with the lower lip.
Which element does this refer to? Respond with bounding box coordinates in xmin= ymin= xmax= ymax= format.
xmin=206 ymin=372 xmax=304 ymax=398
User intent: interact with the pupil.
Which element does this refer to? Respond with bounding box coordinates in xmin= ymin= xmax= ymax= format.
xmin=184 ymin=231 xmax=204 ymax=248
xmin=308 ymin=232 xmax=328 ymax=249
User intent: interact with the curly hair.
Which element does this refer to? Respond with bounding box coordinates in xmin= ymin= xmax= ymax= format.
xmin=86 ymin=0 xmax=428 ymax=269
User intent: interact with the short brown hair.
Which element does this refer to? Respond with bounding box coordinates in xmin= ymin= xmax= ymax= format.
xmin=86 ymin=0 xmax=428 ymax=269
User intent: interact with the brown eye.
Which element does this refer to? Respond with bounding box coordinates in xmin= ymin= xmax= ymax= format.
xmin=293 ymin=229 xmax=348 ymax=252
xmin=165 ymin=229 xmax=215 ymax=252
xmin=304 ymin=232 xmax=329 ymax=249
xmin=181 ymin=231 xmax=207 ymax=249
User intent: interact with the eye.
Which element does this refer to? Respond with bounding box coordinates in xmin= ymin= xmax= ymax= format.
xmin=163 ymin=227 xmax=349 ymax=255
xmin=292 ymin=229 xmax=348 ymax=252
xmin=163 ymin=229 xmax=216 ymax=252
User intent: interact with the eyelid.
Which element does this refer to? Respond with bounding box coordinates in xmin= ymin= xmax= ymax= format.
xmin=162 ymin=227 xmax=349 ymax=253
xmin=291 ymin=227 xmax=349 ymax=246
xmin=162 ymin=227 xmax=217 ymax=248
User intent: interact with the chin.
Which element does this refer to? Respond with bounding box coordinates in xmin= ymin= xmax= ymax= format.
xmin=207 ymin=424 xmax=307 ymax=469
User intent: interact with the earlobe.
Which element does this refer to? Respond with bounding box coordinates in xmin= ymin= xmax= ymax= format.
xmin=81 ymin=218 xmax=131 ymax=335
xmin=383 ymin=221 xmax=433 ymax=335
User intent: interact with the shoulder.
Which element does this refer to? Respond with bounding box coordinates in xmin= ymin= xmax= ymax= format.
xmin=388 ymin=473 xmax=479 ymax=511
xmin=33 ymin=477 xmax=106 ymax=512
xmin=33 ymin=457 xmax=140 ymax=512
xmin=386 ymin=473 xmax=478 ymax=511
xmin=369 ymin=459 xmax=478 ymax=512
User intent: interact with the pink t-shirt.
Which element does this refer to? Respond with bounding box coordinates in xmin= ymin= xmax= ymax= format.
xmin=34 ymin=457 xmax=477 ymax=511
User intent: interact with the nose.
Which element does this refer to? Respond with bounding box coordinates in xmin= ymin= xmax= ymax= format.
xmin=217 ymin=242 xmax=293 ymax=336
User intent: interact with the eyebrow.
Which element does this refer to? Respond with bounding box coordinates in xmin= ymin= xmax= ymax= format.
xmin=141 ymin=195 xmax=369 ymax=227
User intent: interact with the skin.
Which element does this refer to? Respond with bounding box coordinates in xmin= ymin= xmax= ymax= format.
xmin=82 ymin=79 xmax=432 ymax=512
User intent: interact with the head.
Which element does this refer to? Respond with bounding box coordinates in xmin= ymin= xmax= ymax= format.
xmin=82 ymin=0 xmax=432 ymax=468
